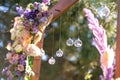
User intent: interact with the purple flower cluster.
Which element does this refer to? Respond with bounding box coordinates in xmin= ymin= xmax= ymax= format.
xmin=2 ymin=53 xmax=26 ymax=79
xmin=16 ymin=2 xmax=49 ymax=33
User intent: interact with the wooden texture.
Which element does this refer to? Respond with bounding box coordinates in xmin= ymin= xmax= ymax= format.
xmin=31 ymin=0 xmax=79 ymax=80
xmin=115 ymin=0 xmax=120 ymax=78
xmin=49 ymin=0 xmax=79 ymax=22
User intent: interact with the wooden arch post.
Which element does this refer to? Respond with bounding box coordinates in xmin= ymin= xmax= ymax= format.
xmin=115 ymin=0 xmax=120 ymax=78
xmin=31 ymin=0 xmax=79 ymax=80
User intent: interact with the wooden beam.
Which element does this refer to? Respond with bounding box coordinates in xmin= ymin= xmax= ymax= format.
xmin=115 ymin=0 xmax=120 ymax=78
xmin=49 ymin=0 xmax=79 ymax=21
xmin=31 ymin=0 xmax=79 ymax=80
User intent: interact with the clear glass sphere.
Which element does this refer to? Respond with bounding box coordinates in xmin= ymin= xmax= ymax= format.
xmin=98 ymin=6 xmax=110 ymax=17
xmin=66 ymin=38 xmax=74 ymax=46
xmin=56 ymin=49 xmax=63 ymax=57
xmin=74 ymin=38 xmax=82 ymax=47
xmin=48 ymin=57 xmax=55 ymax=65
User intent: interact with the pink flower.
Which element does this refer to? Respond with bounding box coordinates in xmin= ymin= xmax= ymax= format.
xmin=18 ymin=64 xmax=24 ymax=72
xmin=13 ymin=54 xmax=19 ymax=60
xmin=6 ymin=52 xmax=12 ymax=60
xmin=42 ymin=0 xmax=51 ymax=5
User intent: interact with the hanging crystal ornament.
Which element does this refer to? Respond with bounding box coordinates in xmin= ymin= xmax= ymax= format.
xmin=48 ymin=57 xmax=55 ymax=65
xmin=97 ymin=6 xmax=110 ymax=17
xmin=56 ymin=17 xmax=64 ymax=57
xmin=66 ymin=11 xmax=74 ymax=47
xmin=74 ymin=38 xmax=82 ymax=47
xmin=66 ymin=38 xmax=74 ymax=46
xmin=49 ymin=26 xmax=56 ymax=65
xmin=56 ymin=49 xmax=63 ymax=57
xmin=74 ymin=7 xmax=82 ymax=48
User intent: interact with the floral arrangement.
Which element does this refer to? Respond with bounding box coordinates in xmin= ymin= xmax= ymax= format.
xmin=2 ymin=0 xmax=52 ymax=80
xmin=83 ymin=8 xmax=115 ymax=80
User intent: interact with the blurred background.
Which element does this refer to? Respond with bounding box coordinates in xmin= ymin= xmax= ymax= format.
xmin=0 ymin=0 xmax=117 ymax=80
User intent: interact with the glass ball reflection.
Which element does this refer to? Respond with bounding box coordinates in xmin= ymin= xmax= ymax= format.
xmin=66 ymin=38 xmax=74 ymax=46
xmin=74 ymin=38 xmax=82 ymax=47
xmin=48 ymin=57 xmax=55 ymax=65
xmin=56 ymin=49 xmax=63 ymax=57
xmin=98 ymin=6 xmax=110 ymax=17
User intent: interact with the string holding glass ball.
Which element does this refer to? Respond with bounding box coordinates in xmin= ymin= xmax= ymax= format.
xmin=73 ymin=8 xmax=83 ymax=48
xmin=48 ymin=27 xmax=56 ymax=65
xmin=56 ymin=16 xmax=64 ymax=57
xmin=48 ymin=57 xmax=55 ymax=65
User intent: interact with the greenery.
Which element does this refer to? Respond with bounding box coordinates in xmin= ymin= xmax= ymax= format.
xmin=0 ymin=0 xmax=117 ymax=80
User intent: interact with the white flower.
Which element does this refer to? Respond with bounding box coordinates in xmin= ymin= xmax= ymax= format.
xmin=14 ymin=44 xmax=23 ymax=53
xmin=10 ymin=28 xmax=16 ymax=40
xmin=26 ymin=44 xmax=43 ymax=56
xmin=25 ymin=60 xmax=35 ymax=77
xmin=6 ymin=43 xmax=12 ymax=51
xmin=38 ymin=3 xmax=48 ymax=12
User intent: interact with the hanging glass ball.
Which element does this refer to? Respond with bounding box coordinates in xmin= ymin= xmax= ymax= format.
xmin=48 ymin=57 xmax=55 ymax=65
xmin=66 ymin=38 xmax=74 ymax=46
xmin=56 ymin=49 xmax=63 ymax=57
xmin=97 ymin=6 xmax=110 ymax=17
xmin=74 ymin=38 xmax=82 ymax=47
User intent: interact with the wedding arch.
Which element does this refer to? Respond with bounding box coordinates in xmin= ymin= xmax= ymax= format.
xmin=2 ymin=0 xmax=120 ymax=80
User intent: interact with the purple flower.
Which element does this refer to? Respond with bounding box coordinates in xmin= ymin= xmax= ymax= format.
xmin=19 ymin=60 xmax=26 ymax=65
xmin=106 ymin=68 xmax=114 ymax=80
xmin=20 ymin=54 xmax=26 ymax=60
xmin=42 ymin=0 xmax=51 ymax=5
xmin=33 ymin=9 xmax=39 ymax=14
xmin=24 ymin=10 xmax=39 ymax=19
xmin=2 ymin=67 xmax=13 ymax=80
xmin=23 ymin=20 xmax=31 ymax=30
xmin=39 ymin=17 xmax=48 ymax=23
xmin=11 ymin=59 xmax=18 ymax=64
xmin=32 ymin=27 xmax=39 ymax=33
xmin=16 ymin=6 xmax=24 ymax=15
xmin=99 ymin=75 xmax=104 ymax=80
xmin=23 ymin=10 xmax=31 ymax=19
xmin=37 ymin=13 xmax=42 ymax=19
xmin=2 ymin=67 xmax=9 ymax=75
xmin=34 ymin=2 xmax=39 ymax=8
xmin=16 ymin=71 xmax=21 ymax=76
xmin=43 ymin=11 xmax=49 ymax=17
